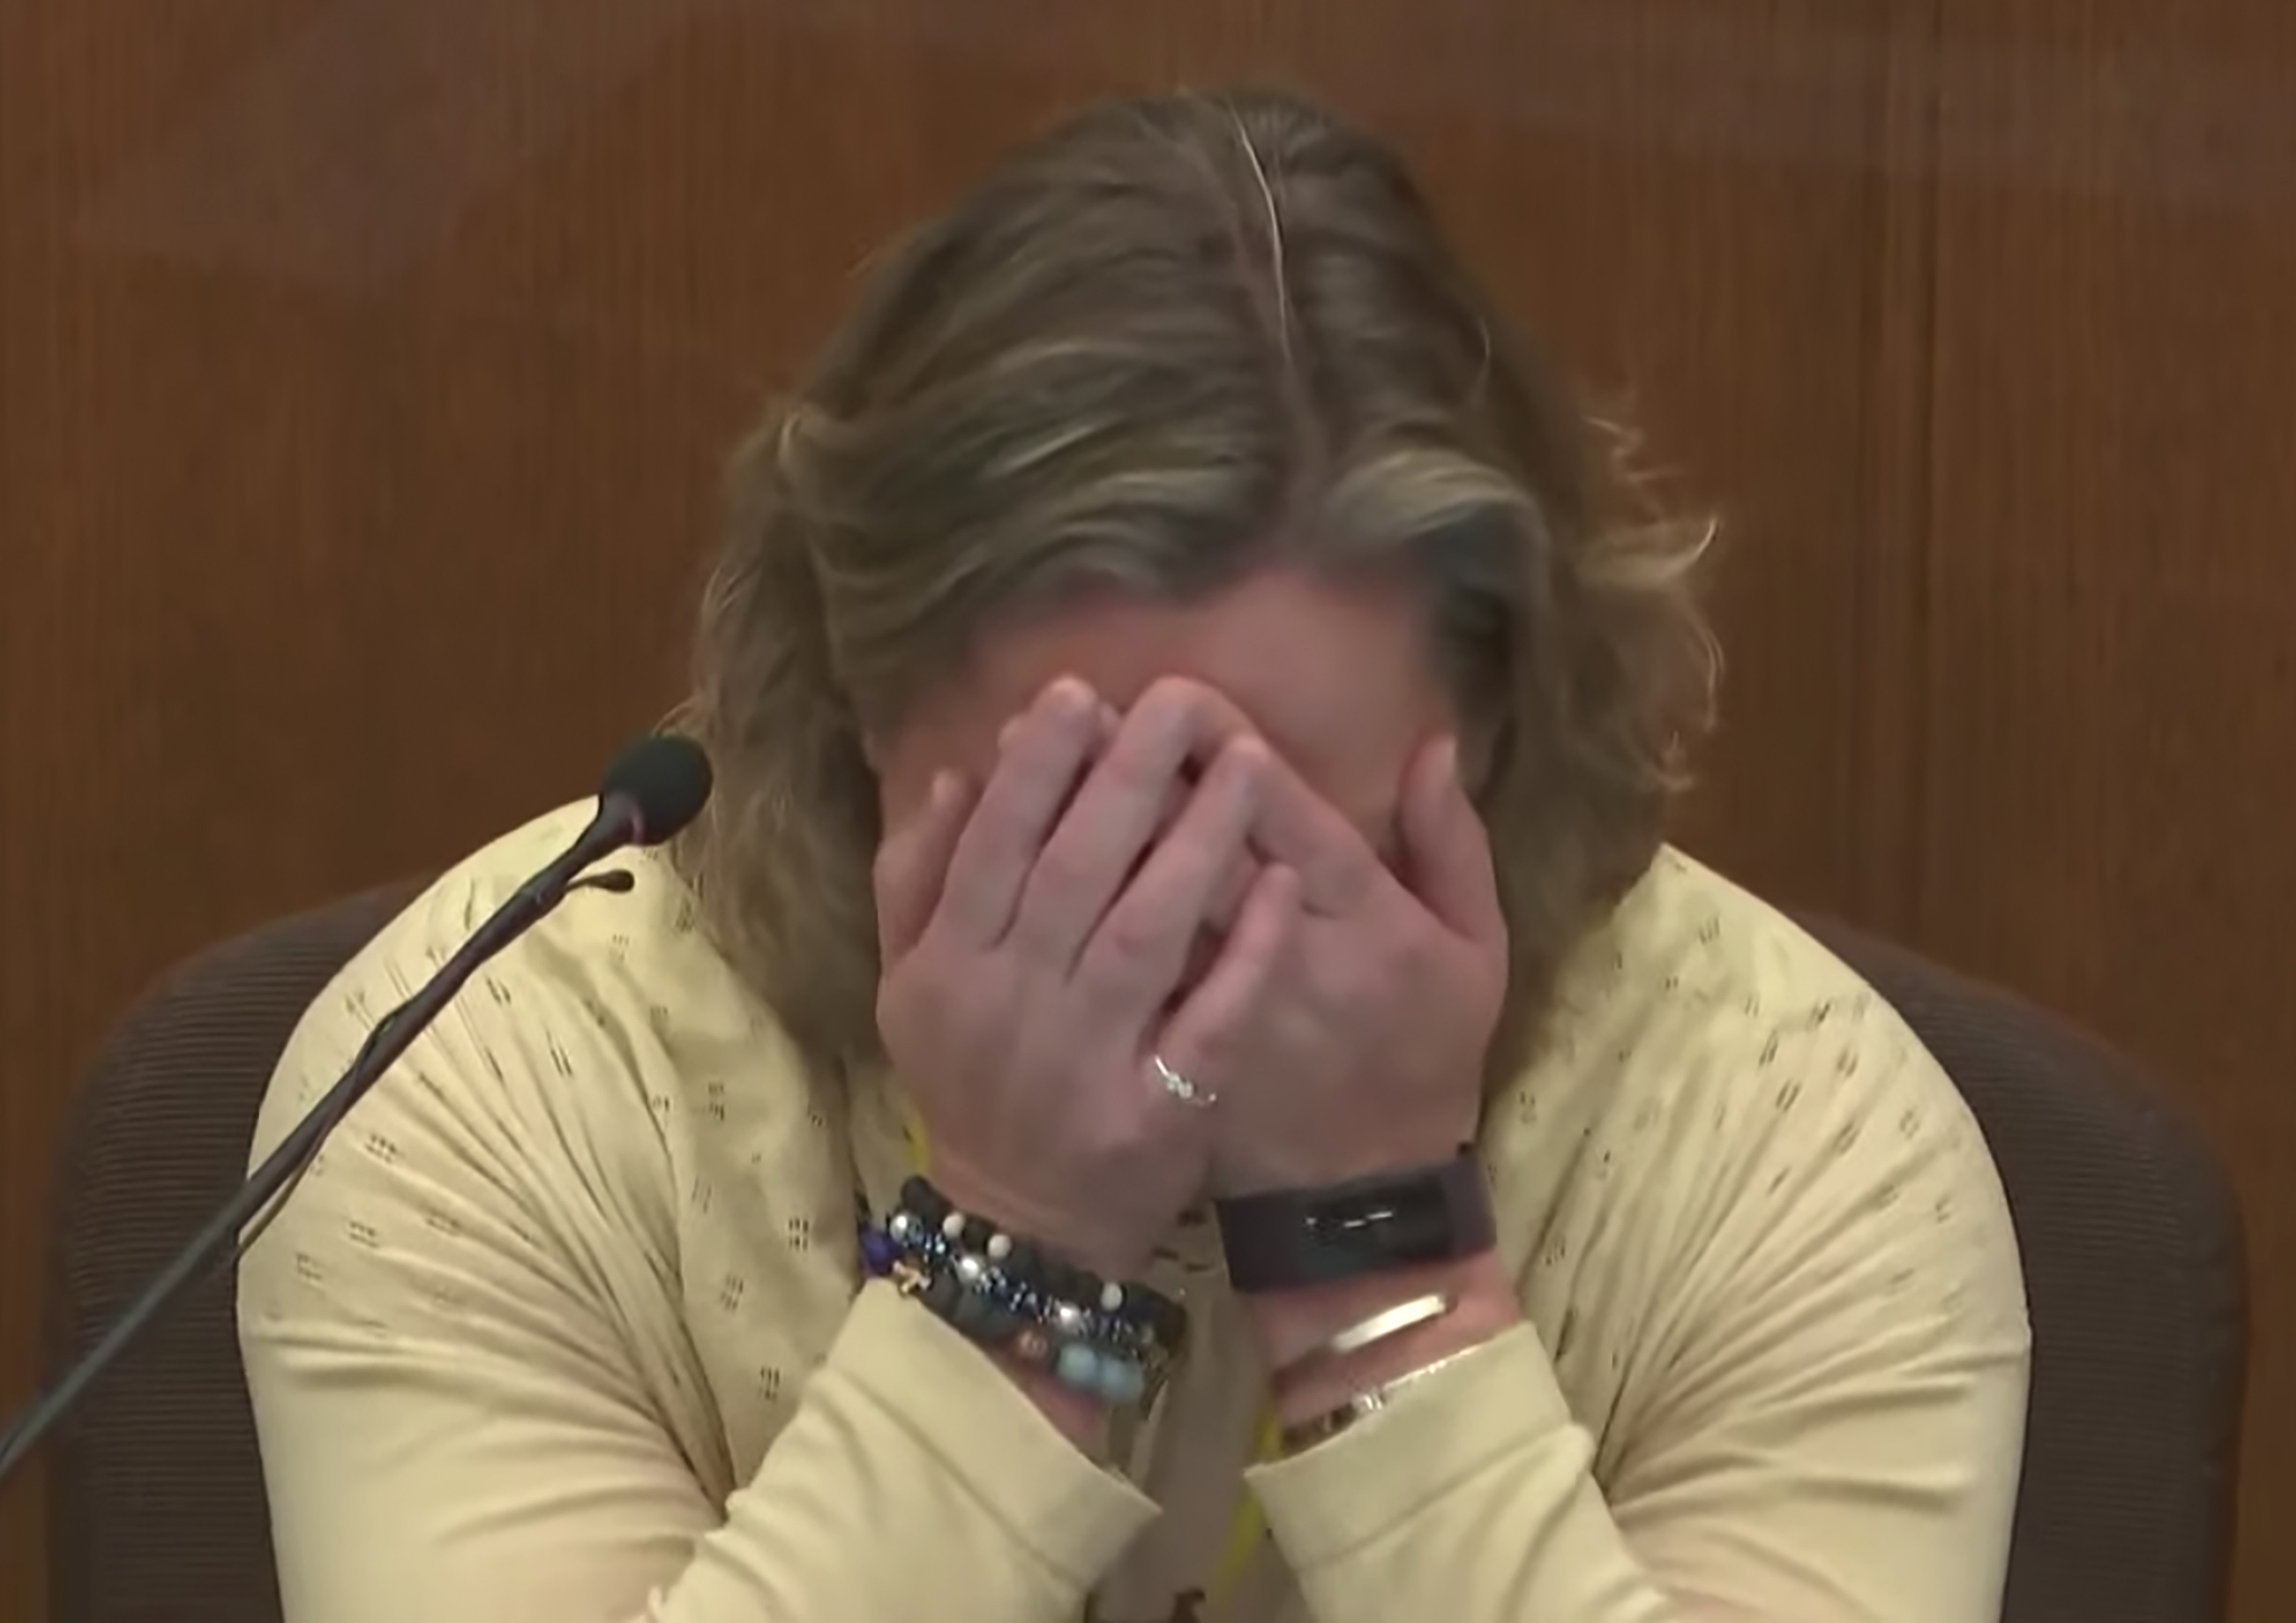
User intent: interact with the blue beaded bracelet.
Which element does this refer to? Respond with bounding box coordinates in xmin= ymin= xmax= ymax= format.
xmin=860 ymin=1201 xmax=1170 ymax=1406
xmin=1053 ymin=1337 xmax=1150 ymax=1404
xmin=871 ymin=1208 xmax=1161 ymax=1353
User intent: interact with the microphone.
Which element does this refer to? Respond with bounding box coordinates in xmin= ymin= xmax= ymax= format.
xmin=0 ymin=734 xmax=714 ymax=1485
xmin=482 ymin=731 xmax=715 ymax=946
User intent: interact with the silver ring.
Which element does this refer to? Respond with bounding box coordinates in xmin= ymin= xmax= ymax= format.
xmin=1150 ymin=1053 xmax=1217 ymax=1109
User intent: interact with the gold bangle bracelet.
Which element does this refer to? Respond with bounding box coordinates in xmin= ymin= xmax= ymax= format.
xmin=1269 ymin=1291 xmax=1454 ymax=1385
xmin=1276 ymin=1344 xmax=1486 ymax=1455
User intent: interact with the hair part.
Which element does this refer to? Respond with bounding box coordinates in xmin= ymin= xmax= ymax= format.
xmin=669 ymin=87 xmax=1718 ymax=1085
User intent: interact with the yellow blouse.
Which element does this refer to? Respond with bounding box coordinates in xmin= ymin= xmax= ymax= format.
xmin=239 ymin=804 xmax=2029 ymax=1623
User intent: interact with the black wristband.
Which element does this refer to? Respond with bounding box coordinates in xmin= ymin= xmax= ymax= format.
xmin=1212 ymin=1148 xmax=1496 ymax=1294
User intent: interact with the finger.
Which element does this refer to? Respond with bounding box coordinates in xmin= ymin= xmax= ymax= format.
xmin=1398 ymin=734 xmax=1507 ymax=944
xmin=936 ymin=678 xmax=1103 ymax=945
xmin=872 ymin=771 xmax=976 ymax=960
xmin=1011 ymin=677 xmax=1257 ymax=963
xmin=1000 ymin=697 xmax=1120 ymax=754
xmin=1245 ymin=752 xmax=1386 ymax=918
xmin=1203 ymin=843 xmax=1259 ymax=936
xmin=1075 ymin=736 xmax=1268 ymax=1012
xmin=1154 ymin=861 xmax=1299 ymax=1084
xmin=1001 ymin=696 xmax=1124 ymax=841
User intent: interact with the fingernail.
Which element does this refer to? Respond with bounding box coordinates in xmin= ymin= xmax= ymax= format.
xmin=997 ymin=716 xmax=1021 ymax=751
xmin=1045 ymin=676 xmax=1093 ymax=715
xmin=1436 ymin=735 xmax=1461 ymax=788
xmin=929 ymin=771 xmax=961 ymax=809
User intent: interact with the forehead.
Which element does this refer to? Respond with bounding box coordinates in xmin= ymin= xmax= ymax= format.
xmin=906 ymin=566 xmax=1453 ymax=836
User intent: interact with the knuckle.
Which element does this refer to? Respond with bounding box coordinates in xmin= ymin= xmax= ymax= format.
xmin=1098 ymin=903 xmax=1172 ymax=969
xmin=1141 ymin=674 xmax=1201 ymax=717
xmin=1175 ymin=680 xmax=1242 ymax=742
xmin=1079 ymin=1094 xmax=1150 ymax=1154
xmin=1139 ymin=678 xmax=1228 ymax=752
xmin=1171 ymin=1021 xmax=1236 ymax=1084
xmin=1074 ymin=939 xmax=1164 ymax=1010
xmin=1173 ymin=1015 xmax=1226 ymax=1065
xmin=1027 ymin=842 xmax=1094 ymax=899
xmin=1096 ymin=731 xmax=1172 ymax=798
xmin=879 ymin=955 xmax=941 ymax=1020
xmin=1208 ymin=736 xmax=1266 ymax=798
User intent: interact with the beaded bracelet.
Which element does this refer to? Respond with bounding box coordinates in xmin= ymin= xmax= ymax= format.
xmin=860 ymin=1176 xmax=1188 ymax=1406
xmin=865 ymin=1212 xmax=1161 ymax=1403
xmin=889 ymin=1178 xmax=1188 ymax=1346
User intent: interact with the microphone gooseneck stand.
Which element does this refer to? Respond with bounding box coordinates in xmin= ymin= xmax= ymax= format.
xmin=0 ymin=734 xmax=714 ymax=1486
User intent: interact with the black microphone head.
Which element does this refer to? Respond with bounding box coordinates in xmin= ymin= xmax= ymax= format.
xmin=599 ymin=734 xmax=714 ymax=847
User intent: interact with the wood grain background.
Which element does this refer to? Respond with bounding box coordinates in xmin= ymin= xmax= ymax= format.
xmin=4 ymin=2 xmax=2290 ymax=1618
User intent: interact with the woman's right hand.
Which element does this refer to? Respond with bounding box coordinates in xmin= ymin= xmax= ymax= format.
xmin=873 ymin=676 xmax=1272 ymax=1281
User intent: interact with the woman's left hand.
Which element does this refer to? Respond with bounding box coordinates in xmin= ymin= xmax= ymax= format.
xmin=1159 ymin=731 xmax=1511 ymax=1198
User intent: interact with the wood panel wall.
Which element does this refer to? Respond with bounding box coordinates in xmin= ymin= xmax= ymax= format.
xmin=3 ymin=2 xmax=2288 ymax=1619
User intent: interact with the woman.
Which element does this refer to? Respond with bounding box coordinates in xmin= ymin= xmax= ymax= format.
xmin=240 ymin=89 xmax=2028 ymax=1623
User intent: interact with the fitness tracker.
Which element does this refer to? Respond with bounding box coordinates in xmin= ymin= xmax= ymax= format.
xmin=1213 ymin=1148 xmax=1496 ymax=1294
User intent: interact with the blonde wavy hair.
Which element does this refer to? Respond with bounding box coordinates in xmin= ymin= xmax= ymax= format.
xmin=670 ymin=89 xmax=1716 ymax=1086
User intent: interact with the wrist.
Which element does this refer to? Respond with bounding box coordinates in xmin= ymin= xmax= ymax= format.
xmin=869 ymin=1176 xmax=1182 ymax=1456
xmin=926 ymin=1179 xmax=1148 ymax=1282
xmin=1245 ymin=1249 xmax=1518 ymax=1427
xmin=1214 ymin=1145 xmax=1494 ymax=1295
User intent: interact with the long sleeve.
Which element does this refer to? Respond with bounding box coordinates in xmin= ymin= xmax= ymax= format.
xmin=1242 ymin=990 xmax=2032 ymax=1623
xmin=238 ymin=872 xmax=1157 ymax=1623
